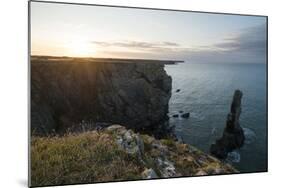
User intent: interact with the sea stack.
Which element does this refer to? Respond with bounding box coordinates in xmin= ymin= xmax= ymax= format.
xmin=210 ymin=90 xmax=245 ymax=159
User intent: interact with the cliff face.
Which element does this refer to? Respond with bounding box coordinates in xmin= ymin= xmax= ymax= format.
xmin=31 ymin=57 xmax=172 ymax=138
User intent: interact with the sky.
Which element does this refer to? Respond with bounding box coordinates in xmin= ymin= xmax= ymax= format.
xmin=30 ymin=1 xmax=267 ymax=63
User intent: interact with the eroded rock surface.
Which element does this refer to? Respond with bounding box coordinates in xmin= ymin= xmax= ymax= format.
xmin=104 ymin=125 xmax=238 ymax=179
xmin=142 ymin=168 xmax=158 ymax=179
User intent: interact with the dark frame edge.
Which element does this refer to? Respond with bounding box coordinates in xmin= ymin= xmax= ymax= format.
xmin=28 ymin=0 xmax=31 ymax=187
xmin=265 ymin=16 xmax=269 ymax=172
xmin=29 ymin=0 xmax=268 ymax=18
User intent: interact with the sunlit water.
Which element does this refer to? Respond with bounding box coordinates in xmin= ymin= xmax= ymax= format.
xmin=165 ymin=62 xmax=267 ymax=172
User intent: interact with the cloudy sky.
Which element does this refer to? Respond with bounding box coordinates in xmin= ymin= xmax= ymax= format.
xmin=31 ymin=1 xmax=267 ymax=63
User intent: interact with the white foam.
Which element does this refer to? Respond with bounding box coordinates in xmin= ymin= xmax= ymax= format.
xmin=211 ymin=127 xmax=217 ymax=135
xmin=227 ymin=150 xmax=241 ymax=163
xmin=243 ymin=127 xmax=257 ymax=144
xmin=191 ymin=112 xmax=205 ymax=121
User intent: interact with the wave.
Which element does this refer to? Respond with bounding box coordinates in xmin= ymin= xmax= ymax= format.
xmin=243 ymin=127 xmax=257 ymax=144
xmin=227 ymin=150 xmax=241 ymax=163
xmin=211 ymin=127 xmax=217 ymax=135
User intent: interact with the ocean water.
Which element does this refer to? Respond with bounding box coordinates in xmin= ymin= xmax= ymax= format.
xmin=164 ymin=62 xmax=267 ymax=173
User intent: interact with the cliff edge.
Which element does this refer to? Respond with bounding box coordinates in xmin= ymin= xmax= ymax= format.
xmin=31 ymin=125 xmax=237 ymax=186
xmin=31 ymin=56 xmax=173 ymax=138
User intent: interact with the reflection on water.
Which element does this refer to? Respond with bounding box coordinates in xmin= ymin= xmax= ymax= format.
xmin=165 ymin=62 xmax=267 ymax=172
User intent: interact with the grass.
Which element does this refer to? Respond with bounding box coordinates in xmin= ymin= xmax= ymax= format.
xmin=31 ymin=131 xmax=143 ymax=186
xmin=31 ymin=128 xmax=237 ymax=187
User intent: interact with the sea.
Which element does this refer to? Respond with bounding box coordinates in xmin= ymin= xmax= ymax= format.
xmin=164 ymin=62 xmax=267 ymax=173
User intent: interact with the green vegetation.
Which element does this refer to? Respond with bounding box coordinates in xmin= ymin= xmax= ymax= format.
xmin=31 ymin=126 xmax=237 ymax=187
xmin=31 ymin=131 xmax=143 ymax=186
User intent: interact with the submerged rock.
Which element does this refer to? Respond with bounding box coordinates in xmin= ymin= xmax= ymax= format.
xmin=181 ymin=113 xmax=190 ymax=119
xmin=176 ymin=89 xmax=181 ymax=92
xmin=172 ymin=114 xmax=179 ymax=118
xmin=210 ymin=90 xmax=245 ymax=159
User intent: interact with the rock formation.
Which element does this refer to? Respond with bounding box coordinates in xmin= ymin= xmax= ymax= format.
xmin=172 ymin=114 xmax=179 ymax=118
xmin=210 ymin=90 xmax=245 ymax=159
xmin=31 ymin=124 xmax=238 ymax=186
xmin=142 ymin=168 xmax=158 ymax=179
xmin=31 ymin=56 xmax=173 ymax=138
xmin=181 ymin=112 xmax=190 ymax=118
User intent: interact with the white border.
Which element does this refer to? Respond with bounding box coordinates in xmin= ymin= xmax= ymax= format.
xmin=1 ymin=0 xmax=280 ymax=188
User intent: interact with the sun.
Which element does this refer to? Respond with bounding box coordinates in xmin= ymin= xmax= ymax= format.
xmin=67 ymin=40 xmax=96 ymax=57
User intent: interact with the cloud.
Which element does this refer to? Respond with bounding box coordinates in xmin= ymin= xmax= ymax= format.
xmin=91 ymin=40 xmax=181 ymax=52
xmin=214 ymin=24 xmax=266 ymax=53
xmin=91 ymin=24 xmax=267 ymax=63
xmin=186 ymin=23 xmax=267 ymax=63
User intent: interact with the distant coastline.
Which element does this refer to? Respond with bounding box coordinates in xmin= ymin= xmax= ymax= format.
xmin=31 ymin=55 xmax=185 ymax=65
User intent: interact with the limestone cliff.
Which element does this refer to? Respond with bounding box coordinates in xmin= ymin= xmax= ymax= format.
xmin=31 ymin=56 xmax=173 ymax=138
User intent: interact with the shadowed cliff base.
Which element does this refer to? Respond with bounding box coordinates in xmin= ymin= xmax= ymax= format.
xmin=31 ymin=56 xmax=184 ymax=139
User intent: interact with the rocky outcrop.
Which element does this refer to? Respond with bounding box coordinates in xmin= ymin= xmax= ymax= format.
xmin=109 ymin=125 xmax=144 ymax=159
xmin=181 ymin=112 xmax=190 ymax=118
xmin=31 ymin=57 xmax=173 ymax=138
xmin=106 ymin=125 xmax=237 ymax=178
xmin=31 ymin=124 xmax=237 ymax=186
xmin=142 ymin=168 xmax=158 ymax=179
xmin=210 ymin=90 xmax=245 ymax=159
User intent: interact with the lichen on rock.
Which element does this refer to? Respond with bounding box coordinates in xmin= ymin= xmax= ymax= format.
xmin=106 ymin=125 xmax=238 ymax=178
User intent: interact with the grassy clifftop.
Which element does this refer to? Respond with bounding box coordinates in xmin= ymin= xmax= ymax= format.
xmin=31 ymin=125 xmax=237 ymax=187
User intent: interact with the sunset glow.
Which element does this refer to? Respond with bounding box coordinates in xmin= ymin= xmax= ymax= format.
xmin=30 ymin=1 xmax=266 ymax=63
xmin=66 ymin=40 xmax=96 ymax=57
